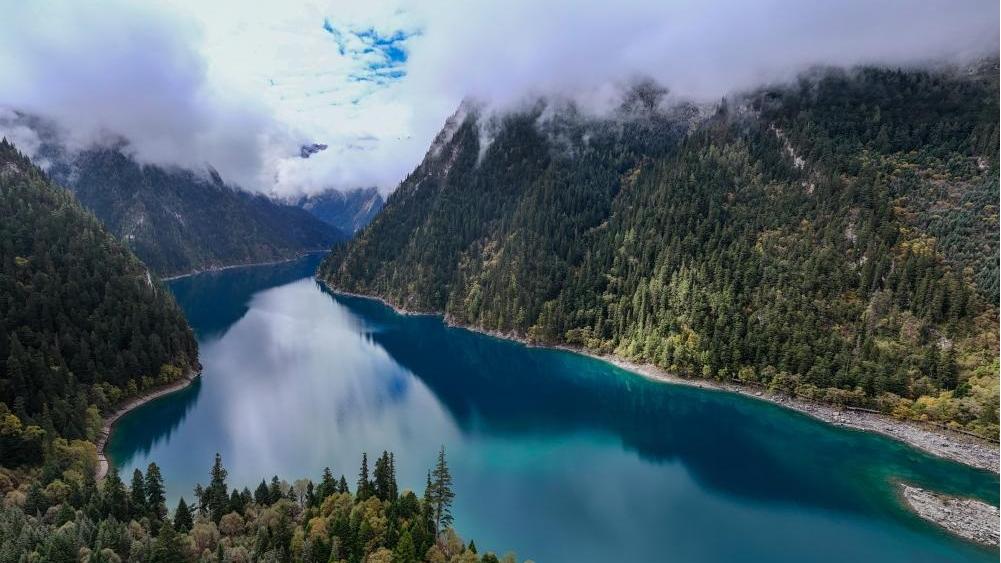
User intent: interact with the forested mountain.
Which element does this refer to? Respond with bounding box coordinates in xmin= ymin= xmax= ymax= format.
xmin=37 ymin=146 xmax=347 ymax=277
xmin=0 ymin=139 xmax=198 ymax=467
xmin=292 ymin=187 xmax=384 ymax=234
xmin=320 ymin=64 xmax=1000 ymax=438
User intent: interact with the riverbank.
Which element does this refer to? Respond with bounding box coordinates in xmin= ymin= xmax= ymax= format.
xmin=321 ymin=283 xmax=999 ymax=474
xmin=900 ymin=484 xmax=999 ymax=546
xmin=94 ymin=371 xmax=201 ymax=481
xmin=162 ymin=250 xmax=329 ymax=281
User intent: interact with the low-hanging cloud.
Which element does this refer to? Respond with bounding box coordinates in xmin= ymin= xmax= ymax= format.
xmin=407 ymin=0 xmax=998 ymax=108
xmin=0 ymin=1 xmax=296 ymax=190
xmin=1 ymin=0 xmax=996 ymax=197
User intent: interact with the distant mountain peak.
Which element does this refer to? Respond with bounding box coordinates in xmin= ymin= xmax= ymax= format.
xmin=300 ymin=143 xmax=329 ymax=158
xmin=293 ymin=186 xmax=384 ymax=234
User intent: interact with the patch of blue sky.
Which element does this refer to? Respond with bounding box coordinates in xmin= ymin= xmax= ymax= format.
xmin=321 ymin=18 xmax=420 ymax=95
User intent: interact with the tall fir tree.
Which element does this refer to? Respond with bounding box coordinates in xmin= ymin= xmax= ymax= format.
xmin=430 ymin=446 xmax=455 ymax=535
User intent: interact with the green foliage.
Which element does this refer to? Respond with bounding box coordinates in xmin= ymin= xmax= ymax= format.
xmin=173 ymin=497 xmax=193 ymax=533
xmin=321 ymin=65 xmax=1000 ymax=438
xmin=0 ymin=450 xmax=511 ymax=562
xmin=0 ymin=139 xmax=199 ymax=464
xmin=429 ymin=446 xmax=455 ymax=536
xmin=205 ymin=453 xmax=229 ymax=523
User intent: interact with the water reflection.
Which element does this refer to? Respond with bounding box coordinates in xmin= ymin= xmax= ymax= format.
xmin=110 ymin=278 xmax=457 ymax=494
xmin=168 ymin=254 xmax=324 ymax=339
xmin=109 ymin=377 xmax=202 ymax=460
xmin=331 ymin=291 xmax=997 ymax=511
xmin=106 ymin=258 xmax=998 ymax=563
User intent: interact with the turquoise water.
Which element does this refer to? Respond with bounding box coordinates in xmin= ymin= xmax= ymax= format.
xmin=108 ymin=255 xmax=999 ymax=562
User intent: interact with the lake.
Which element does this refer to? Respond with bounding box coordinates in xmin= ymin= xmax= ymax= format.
xmin=107 ymin=254 xmax=999 ymax=562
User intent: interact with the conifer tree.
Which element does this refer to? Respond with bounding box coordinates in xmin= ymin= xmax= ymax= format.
xmin=101 ymin=467 xmax=129 ymax=522
xmin=205 ymin=453 xmax=229 ymax=522
xmin=429 ymin=446 xmax=455 ymax=536
xmin=173 ymin=498 xmax=193 ymax=533
xmin=146 ymin=462 xmax=167 ymax=523
xmin=357 ymin=452 xmax=372 ymax=501
xmin=394 ymin=530 xmax=418 ymax=563
xmin=129 ymin=469 xmax=147 ymax=520
xmin=150 ymin=521 xmax=187 ymax=563
xmin=254 ymin=480 xmax=270 ymax=505
xmin=319 ymin=466 xmax=336 ymax=500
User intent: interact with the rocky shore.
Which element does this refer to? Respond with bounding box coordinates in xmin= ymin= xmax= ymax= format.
xmin=94 ymin=371 xmax=200 ymax=481
xmin=900 ymin=484 xmax=999 ymax=546
xmin=600 ymin=357 xmax=1000 ymax=474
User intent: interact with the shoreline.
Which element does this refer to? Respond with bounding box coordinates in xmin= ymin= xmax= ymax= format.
xmin=94 ymin=371 xmax=201 ymax=481
xmin=322 ymin=282 xmax=999 ymax=474
xmin=161 ymin=250 xmax=328 ymax=281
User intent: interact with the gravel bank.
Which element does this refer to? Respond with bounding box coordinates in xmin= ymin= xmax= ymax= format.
xmin=900 ymin=484 xmax=1000 ymax=546
xmin=602 ymin=358 xmax=1000 ymax=474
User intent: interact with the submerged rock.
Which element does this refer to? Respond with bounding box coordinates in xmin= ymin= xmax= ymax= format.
xmin=900 ymin=484 xmax=1000 ymax=546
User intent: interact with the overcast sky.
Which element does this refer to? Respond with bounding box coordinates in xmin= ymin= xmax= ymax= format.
xmin=0 ymin=0 xmax=996 ymax=197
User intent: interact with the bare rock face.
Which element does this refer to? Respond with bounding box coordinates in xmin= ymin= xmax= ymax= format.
xmin=900 ymin=484 xmax=1000 ymax=546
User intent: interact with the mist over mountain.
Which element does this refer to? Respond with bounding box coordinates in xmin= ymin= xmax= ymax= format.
xmin=321 ymin=62 xmax=1000 ymax=438
xmin=47 ymin=146 xmax=346 ymax=277
xmin=1 ymin=1 xmax=995 ymax=197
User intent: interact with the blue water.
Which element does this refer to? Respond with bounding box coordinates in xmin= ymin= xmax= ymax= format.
xmin=108 ymin=254 xmax=999 ymax=562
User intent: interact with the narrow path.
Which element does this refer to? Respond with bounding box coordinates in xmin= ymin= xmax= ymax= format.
xmin=94 ymin=371 xmax=200 ymax=481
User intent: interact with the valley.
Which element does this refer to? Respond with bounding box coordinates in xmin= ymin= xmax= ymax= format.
xmin=0 ymin=6 xmax=997 ymax=559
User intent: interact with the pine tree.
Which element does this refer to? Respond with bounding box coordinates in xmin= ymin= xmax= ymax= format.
xmin=206 ymin=453 xmax=229 ymax=522
xmin=193 ymin=484 xmax=207 ymax=516
xmin=306 ymin=481 xmax=316 ymax=507
xmin=173 ymin=497 xmax=193 ymax=533
xmin=255 ymin=479 xmax=270 ymax=505
xmin=373 ymin=451 xmax=398 ymax=501
xmin=129 ymin=469 xmax=147 ymax=520
xmin=429 ymin=446 xmax=455 ymax=536
xmin=150 ymin=521 xmax=187 ymax=563
xmin=268 ymin=476 xmax=282 ymax=504
xmin=319 ymin=466 xmax=336 ymax=500
xmin=356 ymin=452 xmax=372 ymax=501
xmin=394 ymin=530 xmax=418 ymax=563
xmin=229 ymin=489 xmax=245 ymax=514
xmin=101 ymin=467 xmax=129 ymax=522
xmin=146 ymin=462 xmax=167 ymax=522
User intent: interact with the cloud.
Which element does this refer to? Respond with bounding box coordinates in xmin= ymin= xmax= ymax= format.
xmin=0 ymin=1 xmax=301 ymax=191
xmin=405 ymin=0 xmax=998 ymax=107
xmin=1 ymin=0 xmax=996 ymax=197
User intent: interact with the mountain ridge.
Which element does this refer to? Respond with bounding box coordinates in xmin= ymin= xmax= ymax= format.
xmin=320 ymin=64 xmax=1000 ymax=438
xmin=0 ymin=113 xmax=348 ymax=277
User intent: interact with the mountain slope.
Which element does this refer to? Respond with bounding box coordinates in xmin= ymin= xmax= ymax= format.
xmin=320 ymin=66 xmax=1000 ymax=438
xmin=0 ymin=139 xmax=198 ymax=466
xmin=294 ymin=186 xmax=384 ymax=234
xmin=40 ymin=147 xmax=346 ymax=277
